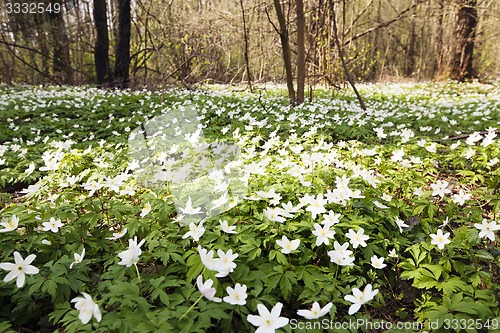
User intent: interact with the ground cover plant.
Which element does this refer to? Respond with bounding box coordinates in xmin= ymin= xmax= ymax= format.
xmin=0 ymin=82 xmax=499 ymax=333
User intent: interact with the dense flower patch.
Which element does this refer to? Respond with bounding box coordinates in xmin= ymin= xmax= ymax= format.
xmin=0 ymin=82 xmax=499 ymax=332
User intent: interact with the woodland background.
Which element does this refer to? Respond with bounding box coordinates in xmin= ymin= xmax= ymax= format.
xmin=0 ymin=0 xmax=498 ymax=95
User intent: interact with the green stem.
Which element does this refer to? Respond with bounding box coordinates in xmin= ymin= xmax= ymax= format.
xmin=180 ymin=294 xmax=203 ymax=321
xmin=134 ymin=263 xmax=141 ymax=286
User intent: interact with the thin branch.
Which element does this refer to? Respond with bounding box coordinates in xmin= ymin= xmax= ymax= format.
xmin=0 ymin=38 xmax=90 ymax=78
xmin=264 ymin=6 xmax=280 ymax=34
xmin=435 ymin=130 xmax=500 ymax=142
xmin=343 ymin=0 xmax=429 ymax=46
xmin=330 ymin=0 xmax=366 ymax=110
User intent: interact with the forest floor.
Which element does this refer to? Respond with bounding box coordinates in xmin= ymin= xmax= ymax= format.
xmin=0 ymin=81 xmax=499 ymax=333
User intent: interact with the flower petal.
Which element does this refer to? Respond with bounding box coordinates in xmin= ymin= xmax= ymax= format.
xmin=348 ymin=303 xmax=361 ymax=315
xmin=16 ymin=272 xmax=26 ymax=288
xmin=24 ymin=254 xmax=36 ymax=265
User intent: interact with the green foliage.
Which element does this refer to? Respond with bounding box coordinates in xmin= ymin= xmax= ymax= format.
xmin=0 ymin=82 xmax=499 ymax=332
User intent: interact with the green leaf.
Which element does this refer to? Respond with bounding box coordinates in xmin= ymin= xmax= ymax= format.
xmin=441 ymin=277 xmax=473 ymax=295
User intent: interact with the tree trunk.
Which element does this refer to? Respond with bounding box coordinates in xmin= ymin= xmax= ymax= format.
xmin=239 ymin=0 xmax=253 ymax=91
xmin=405 ymin=11 xmax=417 ymax=77
xmin=273 ymin=0 xmax=296 ymax=104
xmin=114 ymin=0 xmax=131 ymax=88
xmin=94 ymin=0 xmax=112 ymax=86
xmin=296 ymin=0 xmax=306 ymax=104
xmin=50 ymin=4 xmax=72 ymax=84
xmin=434 ymin=0 xmax=445 ymax=78
xmin=449 ymin=0 xmax=477 ymax=81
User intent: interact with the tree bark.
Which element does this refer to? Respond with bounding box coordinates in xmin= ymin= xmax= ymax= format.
xmin=434 ymin=0 xmax=445 ymax=78
xmin=272 ymin=0 xmax=296 ymax=104
xmin=239 ymin=0 xmax=253 ymax=91
xmin=50 ymin=3 xmax=72 ymax=84
xmin=449 ymin=0 xmax=477 ymax=81
xmin=114 ymin=0 xmax=131 ymax=88
xmin=296 ymin=0 xmax=306 ymax=104
xmin=94 ymin=0 xmax=112 ymax=86
xmin=405 ymin=10 xmax=417 ymax=77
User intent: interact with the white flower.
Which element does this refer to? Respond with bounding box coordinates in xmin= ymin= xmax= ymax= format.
xmin=280 ymin=201 xmax=299 ymax=218
xmin=256 ymin=188 xmax=281 ymax=204
xmin=395 ymin=217 xmax=409 ymax=233
xmin=450 ymin=141 xmax=461 ymax=150
xmin=117 ymin=236 xmax=145 ymax=267
xmin=344 ymin=284 xmax=379 ymax=315
xmin=182 ymin=221 xmax=205 ymax=242
xmin=481 ymin=131 xmax=496 ymax=147
xmin=212 ymin=194 xmax=229 ymax=210
xmin=430 ymin=229 xmax=451 ymax=250
xmin=297 ymin=301 xmax=332 ymax=319
xmin=474 ymin=219 xmax=500 ymax=241
xmin=196 ymin=275 xmax=221 ymax=302
xmin=106 ymin=227 xmax=127 ymax=240
xmin=25 ymin=162 xmax=36 ymax=176
xmin=388 ymin=249 xmax=398 ymax=258
xmin=327 ymin=241 xmax=355 ymax=266
xmin=370 ymin=255 xmax=387 ymax=269
xmin=42 ymin=217 xmax=63 ymax=233
xmin=213 ymin=249 xmax=238 ymax=277
xmin=223 ymin=283 xmax=248 ymax=305
xmin=306 ymin=194 xmax=328 ymax=219
xmin=487 ymin=157 xmax=499 ymax=166
xmin=413 ymin=187 xmax=424 ymax=197
xmin=39 ymin=157 xmax=60 ymax=171
xmin=275 ymin=236 xmax=300 ymax=254
xmin=219 ymin=220 xmax=237 ymax=234
xmin=70 ymin=248 xmax=85 ymax=269
xmin=0 ymin=215 xmax=19 ymax=233
xmin=464 ymin=147 xmax=475 ymax=159
xmin=264 ymin=207 xmax=286 ymax=223
xmin=465 ymin=132 xmax=482 ymax=145
xmin=425 ymin=142 xmax=437 ymax=153
xmin=381 ymin=194 xmax=392 ymax=202
xmin=391 ymin=149 xmax=404 ymax=162
xmin=312 ymin=223 xmax=336 ymax=246
xmin=71 ymin=293 xmax=102 ymax=324
xmin=346 ymin=228 xmax=369 ymax=249
xmin=0 ymin=252 xmax=39 ymax=288
xmin=321 ymin=210 xmax=342 ymax=225
xmin=140 ymin=202 xmax=151 ymax=218
xmin=247 ymin=302 xmax=289 ymax=333
xmin=430 ymin=180 xmax=451 ymax=198
xmin=105 ymin=175 xmax=123 ymax=193
xmin=373 ymin=200 xmax=388 ymax=209
xmin=179 ymin=197 xmax=203 ymax=215
xmin=20 ymin=183 xmax=42 ymax=197
xmin=83 ymin=180 xmax=104 ymax=196
xmin=197 ymin=246 xmax=219 ymax=271
xmin=440 ymin=217 xmax=450 ymax=228
xmin=452 ymin=190 xmax=471 ymax=206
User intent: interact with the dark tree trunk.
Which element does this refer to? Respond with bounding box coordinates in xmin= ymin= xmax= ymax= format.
xmin=296 ymin=0 xmax=306 ymax=104
xmin=114 ymin=0 xmax=131 ymax=88
xmin=50 ymin=4 xmax=72 ymax=84
xmin=405 ymin=12 xmax=417 ymax=77
xmin=94 ymin=0 xmax=112 ymax=86
xmin=273 ymin=0 xmax=296 ymax=104
xmin=449 ymin=0 xmax=477 ymax=81
xmin=434 ymin=0 xmax=445 ymax=78
xmin=239 ymin=0 xmax=253 ymax=91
